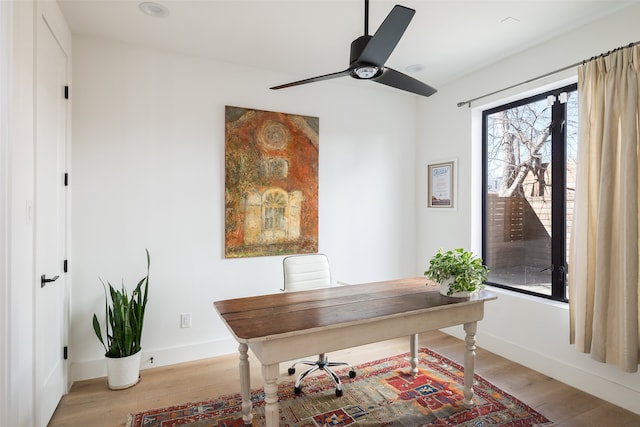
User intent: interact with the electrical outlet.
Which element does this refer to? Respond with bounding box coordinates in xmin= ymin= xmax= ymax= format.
xmin=180 ymin=313 xmax=192 ymax=328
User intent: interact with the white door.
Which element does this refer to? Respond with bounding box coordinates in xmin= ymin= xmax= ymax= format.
xmin=34 ymin=14 xmax=68 ymax=427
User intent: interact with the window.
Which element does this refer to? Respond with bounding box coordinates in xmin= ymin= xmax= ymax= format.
xmin=482 ymin=83 xmax=577 ymax=302
xmin=263 ymin=190 xmax=287 ymax=231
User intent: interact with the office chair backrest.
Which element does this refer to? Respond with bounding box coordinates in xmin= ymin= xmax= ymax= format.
xmin=283 ymin=254 xmax=331 ymax=292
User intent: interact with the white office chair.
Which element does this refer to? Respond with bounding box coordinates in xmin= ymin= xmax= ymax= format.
xmin=282 ymin=254 xmax=356 ymax=397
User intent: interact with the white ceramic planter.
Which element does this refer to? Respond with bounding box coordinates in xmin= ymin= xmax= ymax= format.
xmin=439 ymin=278 xmax=473 ymax=298
xmin=106 ymin=350 xmax=141 ymax=390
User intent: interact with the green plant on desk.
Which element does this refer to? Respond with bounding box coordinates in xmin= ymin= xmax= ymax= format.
xmin=424 ymin=248 xmax=488 ymax=296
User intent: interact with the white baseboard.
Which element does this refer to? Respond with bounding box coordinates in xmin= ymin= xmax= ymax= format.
xmin=71 ymin=337 xmax=238 ymax=382
xmin=440 ymin=327 xmax=640 ymax=416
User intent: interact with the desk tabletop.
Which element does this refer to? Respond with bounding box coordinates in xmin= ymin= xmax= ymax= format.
xmin=214 ymin=277 xmax=496 ymax=342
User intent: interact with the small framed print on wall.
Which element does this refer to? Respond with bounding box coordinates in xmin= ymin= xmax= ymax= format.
xmin=427 ymin=159 xmax=456 ymax=209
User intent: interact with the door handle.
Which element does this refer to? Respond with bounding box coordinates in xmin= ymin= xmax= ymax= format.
xmin=41 ymin=274 xmax=59 ymax=288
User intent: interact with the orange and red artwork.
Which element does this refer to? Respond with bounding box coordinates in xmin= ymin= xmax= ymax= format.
xmin=224 ymin=106 xmax=319 ymax=258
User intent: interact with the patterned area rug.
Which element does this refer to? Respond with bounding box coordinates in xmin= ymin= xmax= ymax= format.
xmin=127 ymin=348 xmax=552 ymax=427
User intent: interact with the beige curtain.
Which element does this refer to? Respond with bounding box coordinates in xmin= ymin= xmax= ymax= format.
xmin=570 ymin=44 xmax=640 ymax=372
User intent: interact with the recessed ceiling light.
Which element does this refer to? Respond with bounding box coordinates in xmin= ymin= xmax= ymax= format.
xmin=501 ymin=16 xmax=520 ymax=24
xmin=139 ymin=2 xmax=169 ymax=18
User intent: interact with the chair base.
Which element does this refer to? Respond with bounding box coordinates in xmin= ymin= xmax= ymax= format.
xmin=288 ymin=354 xmax=356 ymax=397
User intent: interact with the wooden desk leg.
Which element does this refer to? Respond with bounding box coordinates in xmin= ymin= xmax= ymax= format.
xmin=262 ymin=363 xmax=280 ymax=427
xmin=409 ymin=334 xmax=419 ymax=375
xmin=238 ymin=343 xmax=253 ymax=425
xmin=462 ymin=321 xmax=477 ymax=408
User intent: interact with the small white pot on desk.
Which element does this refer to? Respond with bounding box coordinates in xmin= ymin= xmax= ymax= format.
xmin=439 ymin=278 xmax=474 ymax=298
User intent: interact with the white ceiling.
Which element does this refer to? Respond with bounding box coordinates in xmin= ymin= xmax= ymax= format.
xmin=57 ymin=0 xmax=634 ymax=92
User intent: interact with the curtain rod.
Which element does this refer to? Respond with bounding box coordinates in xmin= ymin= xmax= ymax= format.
xmin=456 ymin=40 xmax=640 ymax=108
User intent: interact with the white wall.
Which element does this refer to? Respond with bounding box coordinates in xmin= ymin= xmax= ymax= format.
xmin=417 ymin=4 xmax=640 ymax=415
xmin=5 ymin=2 xmax=36 ymax=426
xmin=69 ymin=37 xmax=419 ymax=379
xmin=0 ymin=3 xmax=11 ymax=425
xmin=1 ymin=3 xmax=12 ymax=426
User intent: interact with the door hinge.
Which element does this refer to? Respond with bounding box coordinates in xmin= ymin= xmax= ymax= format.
xmin=63 ymin=259 xmax=68 ymax=273
xmin=63 ymin=346 xmax=68 ymax=360
xmin=64 ymin=85 xmax=69 ymax=100
xmin=64 ymin=173 xmax=68 ymax=186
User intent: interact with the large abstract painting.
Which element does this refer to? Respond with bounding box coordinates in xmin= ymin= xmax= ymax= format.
xmin=224 ymin=106 xmax=319 ymax=258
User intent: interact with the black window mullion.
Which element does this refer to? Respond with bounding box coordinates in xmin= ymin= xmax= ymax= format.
xmin=481 ymin=116 xmax=489 ymax=269
xmin=550 ymin=91 xmax=567 ymax=301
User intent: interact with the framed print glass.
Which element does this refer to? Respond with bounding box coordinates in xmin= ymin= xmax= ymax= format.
xmin=427 ymin=160 xmax=456 ymax=209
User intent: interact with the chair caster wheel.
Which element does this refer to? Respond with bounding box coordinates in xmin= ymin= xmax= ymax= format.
xmin=294 ymin=386 xmax=302 ymax=394
xmin=335 ymin=389 xmax=343 ymax=397
xmin=288 ymin=367 xmax=296 ymax=375
xmin=349 ymin=370 xmax=356 ymax=379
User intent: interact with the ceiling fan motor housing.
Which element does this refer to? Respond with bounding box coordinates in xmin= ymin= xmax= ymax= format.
xmin=350 ymin=35 xmax=381 ymax=79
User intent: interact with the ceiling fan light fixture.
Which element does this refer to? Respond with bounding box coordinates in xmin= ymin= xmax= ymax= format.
xmin=354 ymin=66 xmax=379 ymax=79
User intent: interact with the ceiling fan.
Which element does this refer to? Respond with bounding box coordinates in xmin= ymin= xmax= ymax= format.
xmin=270 ymin=0 xmax=437 ymax=97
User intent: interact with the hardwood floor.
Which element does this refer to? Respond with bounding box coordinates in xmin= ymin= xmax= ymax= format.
xmin=49 ymin=330 xmax=639 ymax=427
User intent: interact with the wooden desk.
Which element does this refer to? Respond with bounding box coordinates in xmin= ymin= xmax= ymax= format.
xmin=214 ymin=277 xmax=496 ymax=426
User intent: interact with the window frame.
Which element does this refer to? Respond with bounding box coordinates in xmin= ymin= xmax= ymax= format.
xmin=481 ymin=83 xmax=577 ymax=302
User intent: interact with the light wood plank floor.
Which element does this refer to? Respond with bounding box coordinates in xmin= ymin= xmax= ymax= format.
xmin=49 ymin=330 xmax=640 ymax=427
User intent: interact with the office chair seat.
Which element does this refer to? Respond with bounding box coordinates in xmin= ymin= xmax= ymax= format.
xmin=282 ymin=254 xmax=356 ymax=397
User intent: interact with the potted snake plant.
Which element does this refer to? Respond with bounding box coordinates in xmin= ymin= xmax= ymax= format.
xmin=92 ymin=249 xmax=150 ymax=389
xmin=424 ymin=248 xmax=488 ymax=297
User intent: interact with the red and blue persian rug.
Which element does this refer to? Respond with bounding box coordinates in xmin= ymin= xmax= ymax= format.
xmin=127 ymin=348 xmax=552 ymax=427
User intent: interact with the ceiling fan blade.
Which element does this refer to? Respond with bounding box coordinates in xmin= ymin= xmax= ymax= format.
xmin=270 ymin=69 xmax=351 ymax=90
xmin=357 ymin=5 xmax=415 ymax=66
xmin=373 ymin=67 xmax=437 ymax=97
